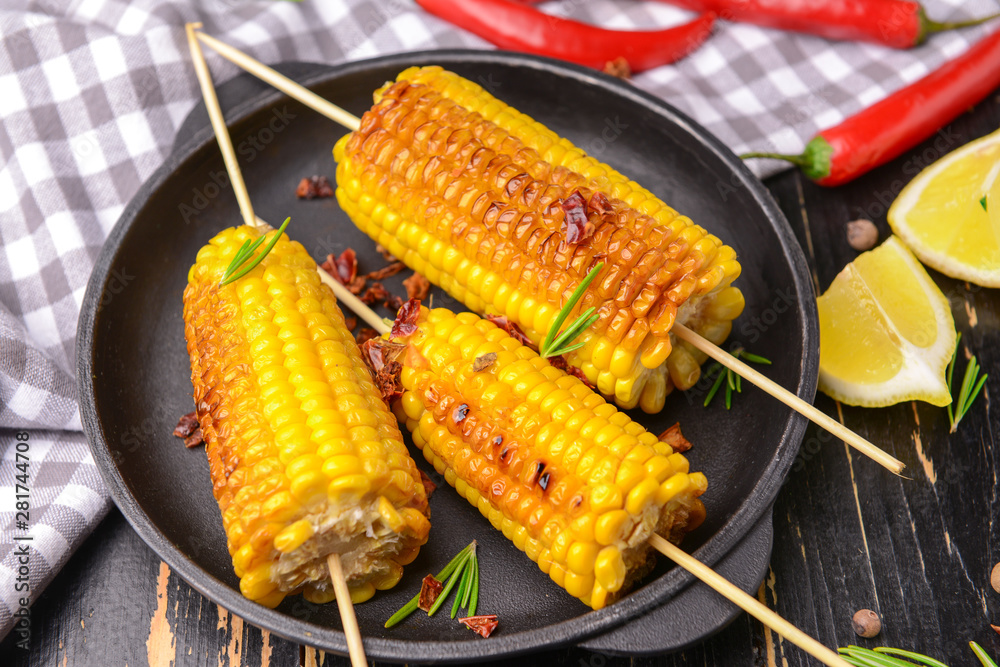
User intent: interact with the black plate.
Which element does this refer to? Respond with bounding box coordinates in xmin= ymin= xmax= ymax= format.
xmin=77 ymin=51 xmax=818 ymax=662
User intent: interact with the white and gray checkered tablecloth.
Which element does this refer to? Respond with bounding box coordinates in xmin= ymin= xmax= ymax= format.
xmin=0 ymin=0 xmax=996 ymax=641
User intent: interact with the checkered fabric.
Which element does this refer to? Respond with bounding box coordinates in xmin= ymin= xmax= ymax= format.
xmin=0 ymin=0 xmax=996 ymax=641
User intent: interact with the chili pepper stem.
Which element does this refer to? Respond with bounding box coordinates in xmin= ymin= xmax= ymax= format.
xmin=921 ymin=9 xmax=1000 ymax=42
xmin=740 ymin=136 xmax=834 ymax=181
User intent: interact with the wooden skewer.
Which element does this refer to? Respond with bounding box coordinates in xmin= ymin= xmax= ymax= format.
xmin=190 ymin=28 xmax=906 ymax=476
xmin=673 ymin=323 xmax=904 ymax=474
xmin=184 ymin=23 xmax=369 ymax=667
xmin=327 ymin=554 xmax=368 ymax=667
xmin=649 ymin=536 xmax=848 ymax=667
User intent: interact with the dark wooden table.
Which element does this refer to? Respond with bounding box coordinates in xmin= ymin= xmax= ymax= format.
xmin=5 ymin=81 xmax=999 ymax=667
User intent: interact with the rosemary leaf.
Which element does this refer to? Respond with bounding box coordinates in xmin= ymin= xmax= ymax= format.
xmin=873 ymin=647 xmax=949 ymax=667
xmin=842 ymin=646 xmax=922 ymax=667
xmin=451 ymin=560 xmax=470 ymax=619
xmin=946 ymin=333 xmax=961 ymax=427
xmin=385 ymin=542 xmax=473 ymax=628
xmin=461 ymin=553 xmax=475 ymax=610
xmin=981 ymin=195 xmax=989 ymax=212
xmin=971 ymin=641 xmax=1000 ymax=667
xmin=549 ymin=308 xmax=598 ymax=353
xmin=740 ymin=351 xmax=772 ymax=365
xmin=220 ymin=217 xmax=290 ymax=286
xmin=468 ymin=553 xmax=479 ymax=617
xmin=540 ymin=263 xmax=603 ymax=358
xmin=703 ymin=364 xmax=726 ymax=407
xmin=735 ymin=371 xmax=742 ymax=393
xmin=724 ymin=376 xmax=733 ymax=410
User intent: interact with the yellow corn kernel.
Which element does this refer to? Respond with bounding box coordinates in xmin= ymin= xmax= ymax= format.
xmin=589 ymin=484 xmax=623 ymax=513
xmin=594 ymin=546 xmax=626 ymax=592
xmin=372 ymin=561 xmax=405 ymax=590
xmin=566 ymin=541 xmax=600 ymax=576
xmin=274 ymin=519 xmax=314 ymax=554
xmin=657 ymin=472 xmax=692 ymax=504
xmin=625 ymin=478 xmax=659 ymax=515
xmin=595 ymin=510 xmax=630 ymax=546
xmin=350 ymin=582 xmax=376 ymax=604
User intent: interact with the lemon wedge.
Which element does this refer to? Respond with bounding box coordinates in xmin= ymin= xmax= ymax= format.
xmin=817 ymin=236 xmax=956 ymax=407
xmin=888 ymin=128 xmax=1000 ymax=286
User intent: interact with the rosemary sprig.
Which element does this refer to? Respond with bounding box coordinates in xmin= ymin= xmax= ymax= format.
xmin=972 ymin=641 xmax=1000 ymax=667
xmin=539 ymin=262 xmax=604 ymax=358
xmin=702 ymin=348 xmax=772 ymax=409
xmin=945 ymin=332 xmax=988 ymax=433
xmin=839 ymin=645 xmax=946 ymax=667
xmin=384 ymin=541 xmax=474 ymax=628
xmin=384 ymin=541 xmax=480 ymax=628
xmin=219 ymin=217 xmax=290 ymax=286
xmin=839 ymin=643 xmax=1000 ymax=667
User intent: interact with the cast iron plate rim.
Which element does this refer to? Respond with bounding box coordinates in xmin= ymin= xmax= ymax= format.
xmin=77 ymin=49 xmax=818 ymax=662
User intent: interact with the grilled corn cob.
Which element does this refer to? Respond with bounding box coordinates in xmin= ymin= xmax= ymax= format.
xmin=367 ymin=305 xmax=707 ymax=609
xmin=334 ymin=66 xmax=744 ymax=413
xmin=183 ymin=225 xmax=431 ymax=608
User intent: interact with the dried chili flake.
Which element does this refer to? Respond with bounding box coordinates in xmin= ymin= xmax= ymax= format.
xmin=485 ymin=315 xmax=537 ymax=351
xmin=366 ymin=261 xmax=406 ymax=281
xmin=403 ymin=272 xmax=431 ymax=301
xmin=602 ymin=57 xmax=631 ymax=80
xmin=560 ymin=191 xmax=595 ymax=245
xmin=390 ymin=298 xmax=421 ymax=339
xmin=355 ymin=327 xmax=379 ymax=345
xmin=658 ymin=422 xmax=692 ymax=453
xmin=548 ymin=355 xmax=594 ymax=389
xmin=184 ymin=428 xmax=205 ymax=449
xmin=361 ymin=338 xmax=407 ymax=401
xmin=418 ymin=575 xmax=444 ymax=612
xmin=384 ymin=294 xmax=405 ymax=312
xmin=418 ymin=469 xmax=437 ymax=499
xmin=361 ymin=282 xmax=391 ymax=305
xmin=344 ymin=316 xmax=357 ymax=331
xmin=320 ymin=248 xmax=358 ymax=286
xmin=472 ymin=352 xmax=497 ymax=372
xmin=458 ymin=615 xmax=499 ymax=638
xmin=588 ymin=191 xmax=613 ymax=216
xmin=347 ymin=275 xmax=367 ymax=295
xmin=173 ymin=411 xmax=199 ymax=438
xmin=296 ymin=175 xmax=334 ymax=199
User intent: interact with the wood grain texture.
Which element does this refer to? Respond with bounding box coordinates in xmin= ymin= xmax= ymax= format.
xmin=4 ymin=88 xmax=999 ymax=667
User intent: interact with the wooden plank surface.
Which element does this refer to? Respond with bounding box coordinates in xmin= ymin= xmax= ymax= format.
xmin=3 ymin=85 xmax=999 ymax=667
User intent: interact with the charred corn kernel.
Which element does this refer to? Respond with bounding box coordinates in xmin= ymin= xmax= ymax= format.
xmin=376 ymin=305 xmax=706 ymax=609
xmin=335 ymin=67 xmax=742 ymax=412
xmin=594 ymin=546 xmax=627 ymax=592
xmin=184 ymin=225 xmax=429 ymax=607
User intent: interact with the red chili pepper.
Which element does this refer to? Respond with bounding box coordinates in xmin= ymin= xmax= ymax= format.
xmin=742 ymin=28 xmax=1000 ymax=186
xmin=415 ymin=0 xmax=715 ymax=73
xmin=644 ymin=0 xmax=998 ymax=48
